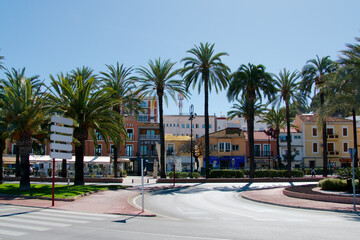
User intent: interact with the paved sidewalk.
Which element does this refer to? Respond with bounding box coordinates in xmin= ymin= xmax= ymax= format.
xmin=242 ymin=187 xmax=360 ymax=212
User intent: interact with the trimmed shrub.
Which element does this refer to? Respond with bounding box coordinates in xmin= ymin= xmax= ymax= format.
xmin=168 ymin=171 xmax=181 ymax=178
xmin=180 ymin=172 xmax=189 ymax=178
xmin=253 ymin=170 xmax=304 ymax=178
xmin=318 ymin=178 xmax=347 ymax=191
xmin=192 ymin=172 xmax=201 ymax=179
xmin=209 ymin=169 xmax=244 ymax=178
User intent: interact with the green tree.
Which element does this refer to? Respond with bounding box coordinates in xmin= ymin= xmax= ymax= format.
xmin=100 ymin=62 xmax=142 ymax=177
xmin=301 ymin=56 xmax=336 ymax=177
xmin=136 ymin=58 xmax=187 ymax=178
xmin=181 ymin=42 xmax=230 ymax=178
xmin=227 ymin=63 xmax=274 ymax=178
xmin=0 ymin=54 xmax=5 ymax=70
xmin=258 ymin=107 xmax=287 ymax=169
xmin=0 ymin=68 xmax=48 ymax=190
xmin=48 ymin=70 xmax=126 ymax=185
xmin=273 ymin=69 xmax=303 ymax=176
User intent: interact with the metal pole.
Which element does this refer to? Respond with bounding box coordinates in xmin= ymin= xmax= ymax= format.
xmin=190 ymin=117 xmax=193 ymax=174
xmin=173 ymin=154 xmax=175 ymax=187
xmin=52 ymin=158 xmax=55 ymax=207
xmin=141 ymin=158 xmax=144 ymax=212
xmin=352 ymin=155 xmax=357 ymax=211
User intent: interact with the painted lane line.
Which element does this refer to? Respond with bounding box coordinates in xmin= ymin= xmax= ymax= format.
xmin=19 ymin=214 xmax=88 ymax=224
xmin=31 ymin=212 xmax=104 ymax=221
xmin=0 ymin=221 xmax=49 ymax=231
xmin=6 ymin=217 xmax=71 ymax=227
xmin=0 ymin=208 xmax=14 ymax=212
xmin=0 ymin=229 xmax=26 ymax=236
xmin=42 ymin=209 xmax=117 ymax=218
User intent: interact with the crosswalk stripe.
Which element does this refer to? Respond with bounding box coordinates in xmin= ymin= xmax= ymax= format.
xmin=0 ymin=222 xmax=49 ymax=231
xmin=32 ymin=211 xmax=104 ymax=221
xmin=6 ymin=217 xmax=71 ymax=227
xmin=0 ymin=208 xmax=14 ymax=212
xmin=42 ymin=209 xmax=117 ymax=218
xmin=0 ymin=229 xmax=26 ymax=236
xmin=20 ymin=214 xmax=88 ymax=224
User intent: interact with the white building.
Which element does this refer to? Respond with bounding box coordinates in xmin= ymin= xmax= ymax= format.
xmin=216 ymin=117 xmax=242 ymax=131
xmin=163 ymin=115 xmax=217 ymax=139
xmin=278 ymin=128 xmax=304 ymax=169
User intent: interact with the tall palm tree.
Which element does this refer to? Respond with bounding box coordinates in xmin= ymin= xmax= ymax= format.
xmin=48 ymin=71 xmax=126 ymax=185
xmin=136 ymin=58 xmax=187 ymax=178
xmin=181 ymin=42 xmax=230 ymax=178
xmin=273 ymin=69 xmax=303 ymax=176
xmin=301 ymin=56 xmax=336 ymax=177
xmin=0 ymin=68 xmax=47 ymax=190
xmin=259 ymin=107 xmax=287 ymax=169
xmin=100 ymin=62 xmax=142 ymax=177
xmin=227 ymin=63 xmax=274 ymax=178
xmin=0 ymin=54 xmax=5 ymax=70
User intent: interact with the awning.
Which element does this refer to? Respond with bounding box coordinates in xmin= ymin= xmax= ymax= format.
xmin=29 ymin=155 xmax=111 ymax=164
xmin=339 ymin=158 xmax=352 ymax=163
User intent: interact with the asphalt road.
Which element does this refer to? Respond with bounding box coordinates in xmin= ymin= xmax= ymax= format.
xmin=0 ymin=182 xmax=359 ymax=240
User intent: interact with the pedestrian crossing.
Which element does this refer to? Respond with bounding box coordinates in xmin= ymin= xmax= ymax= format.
xmin=0 ymin=206 xmax=118 ymax=238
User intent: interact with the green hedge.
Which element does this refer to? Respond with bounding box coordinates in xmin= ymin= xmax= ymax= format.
xmin=209 ymin=169 xmax=244 ymax=178
xmin=318 ymin=178 xmax=359 ymax=191
xmin=168 ymin=171 xmax=181 ymax=178
xmin=192 ymin=172 xmax=201 ymax=178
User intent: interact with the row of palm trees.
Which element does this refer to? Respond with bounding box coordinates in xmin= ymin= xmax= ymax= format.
xmin=0 ymin=36 xmax=359 ymax=189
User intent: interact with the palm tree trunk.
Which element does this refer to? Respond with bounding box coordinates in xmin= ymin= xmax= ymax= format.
xmin=159 ymin=94 xmax=166 ymax=178
xmin=113 ymin=146 xmax=118 ymax=178
xmin=74 ymin=142 xmax=85 ymax=186
xmin=320 ymin=92 xmax=328 ymax=177
xmin=15 ymin=145 xmax=20 ymax=177
xmin=61 ymin=159 xmax=67 ymax=178
xmin=286 ymin=101 xmax=292 ymax=177
xmin=276 ymin=133 xmax=280 ymax=169
xmin=248 ymin=98 xmax=255 ymax=178
xmin=18 ymin=144 xmax=32 ymax=191
xmin=204 ymin=77 xmax=210 ymax=179
xmin=352 ymin=109 xmax=358 ymax=167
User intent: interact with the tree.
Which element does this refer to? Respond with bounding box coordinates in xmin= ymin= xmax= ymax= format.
xmin=48 ymin=70 xmax=126 ymax=185
xmin=227 ymin=63 xmax=274 ymax=178
xmin=0 ymin=54 xmax=5 ymax=70
xmin=181 ymin=42 xmax=230 ymax=178
xmin=273 ymin=69 xmax=303 ymax=176
xmin=259 ymin=107 xmax=287 ymax=169
xmin=100 ymin=62 xmax=142 ymax=177
xmin=136 ymin=58 xmax=187 ymax=178
xmin=301 ymin=56 xmax=336 ymax=177
xmin=0 ymin=68 xmax=47 ymax=190
xmin=179 ymin=138 xmax=204 ymax=171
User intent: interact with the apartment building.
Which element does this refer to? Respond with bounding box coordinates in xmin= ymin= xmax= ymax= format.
xmin=278 ymin=128 xmax=304 ymax=169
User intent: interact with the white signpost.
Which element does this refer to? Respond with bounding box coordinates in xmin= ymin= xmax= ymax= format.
xmin=349 ymin=148 xmax=357 ymax=211
xmin=50 ymin=115 xmax=74 ymax=206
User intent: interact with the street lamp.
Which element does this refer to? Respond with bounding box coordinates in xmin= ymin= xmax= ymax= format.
xmin=189 ymin=104 xmax=197 ymax=174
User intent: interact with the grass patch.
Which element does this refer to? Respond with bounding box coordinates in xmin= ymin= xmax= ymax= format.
xmin=0 ymin=184 xmax=128 ymax=199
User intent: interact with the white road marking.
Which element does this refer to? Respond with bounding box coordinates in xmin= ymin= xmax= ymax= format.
xmin=32 ymin=211 xmax=103 ymax=220
xmin=0 ymin=229 xmax=26 ymax=236
xmin=0 ymin=208 xmax=14 ymax=212
xmin=6 ymin=217 xmax=71 ymax=227
xmin=42 ymin=209 xmax=117 ymax=218
xmin=0 ymin=222 xmax=49 ymax=231
xmin=20 ymin=214 xmax=88 ymax=224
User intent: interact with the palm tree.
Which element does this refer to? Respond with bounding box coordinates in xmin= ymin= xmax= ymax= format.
xmin=48 ymin=71 xmax=126 ymax=185
xmin=227 ymin=63 xmax=274 ymax=178
xmin=0 ymin=54 xmax=5 ymax=70
xmin=301 ymin=56 xmax=336 ymax=177
xmin=0 ymin=68 xmax=47 ymax=190
xmin=181 ymin=42 xmax=230 ymax=178
xmin=100 ymin=62 xmax=142 ymax=177
xmin=259 ymin=107 xmax=287 ymax=169
xmin=273 ymin=69 xmax=303 ymax=176
xmin=136 ymin=58 xmax=187 ymax=178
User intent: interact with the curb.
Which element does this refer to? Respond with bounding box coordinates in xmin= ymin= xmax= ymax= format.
xmin=156 ymin=177 xmax=324 ymax=183
xmin=127 ymin=193 xmax=156 ymax=217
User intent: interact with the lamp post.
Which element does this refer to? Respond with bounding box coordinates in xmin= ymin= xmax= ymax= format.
xmin=189 ymin=104 xmax=196 ymax=174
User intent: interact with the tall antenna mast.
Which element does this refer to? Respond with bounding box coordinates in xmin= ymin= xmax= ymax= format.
xmin=178 ymin=93 xmax=184 ymax=115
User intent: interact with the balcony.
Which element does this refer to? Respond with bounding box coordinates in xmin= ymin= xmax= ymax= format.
xmin=248 ymin=151 xmax=274 ymax=158
xmin=328 ymin=151 xmax=339 ymax=156
xmin=327 ymin=134 xmax=338 ymax=139
xmin=139 ymin=134 xmax=160 ymax=140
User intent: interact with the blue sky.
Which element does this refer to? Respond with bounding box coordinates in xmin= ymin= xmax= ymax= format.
xmin=1 ymin=0 xmax=359 ymax=116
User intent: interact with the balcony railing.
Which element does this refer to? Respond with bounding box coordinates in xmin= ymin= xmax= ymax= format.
xmin=328 ymin=151 xmax=339 ymax=155
xmin=327 ymin=134 xmax=338 ymax=139
xmin=139 ymin=134 xmax=160 ymax=140
xmin=248 ymin=151 xmax=274 ymax=157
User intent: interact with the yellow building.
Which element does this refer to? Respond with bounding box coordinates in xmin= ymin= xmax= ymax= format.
xmin=294 ymin=114 xmax=354 ymax=168
xmin=164 ymin=135 xmax=193 ymax=172
xmin=199 ymin=128 xmax=246 ymax=169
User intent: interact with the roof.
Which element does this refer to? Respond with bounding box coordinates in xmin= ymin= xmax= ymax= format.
xmin=208 ymin=128 xmax=244 ymax=138
xmin=279 ymin=128 xmax=301 ymax=133
xmin=298 ymin=114 xmax=352 ymax=123
xmin=244 ymin=131 xmax=276 ymax=140
xmin=138 ymin=122 xmax=160 ymax=128
xmin=165 ymin=135 xmax=192 ymax=141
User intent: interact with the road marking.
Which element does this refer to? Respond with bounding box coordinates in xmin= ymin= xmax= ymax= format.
xmin=0 ymin=208 xmax=14 ymax=212
xmin=0 ymin=222 xmax=49 ymax=231
xmin=31 ymin=211 xmax=103 ymax=221
xmin=20 ymin=214 xmax=88 ymax=224
xmin=6 ymin=217 xmax=71 ymax=227
xmin=0 ymin=229 xmax=26 ymax=236
xmin=42 ymin=209 xmax=117 ymax=218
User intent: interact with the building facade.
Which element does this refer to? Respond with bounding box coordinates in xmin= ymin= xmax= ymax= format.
xmin=278 ymin=128 xmax=304 ymax=169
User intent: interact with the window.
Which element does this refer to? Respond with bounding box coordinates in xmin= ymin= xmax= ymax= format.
xmin=146 ymin=130 xmax=155 ymax=136
xmin=169 ymin=124 xmax=172 ymax=127
xmin=343 ymin=142 xmax=349 ymax=152
xmin=264 ymin=144 xmax=270 ymax=156
xmin=279 ymin=136 xmax=287 ymax=142
xmin=294 ymin=135 xmax=301 ymax=139
xmin=196 ymin=124 xmax=199 ymax=128
xmin=225 ymin=143 xmax=231 ymax=152
xmin=219 ymin=143 xmax=225 ymax=152
xmin=186 ymin=124 xmax=190 ymax=128
xmin=312 ymin=127 xmax=318 ymax=137
xmin=327 ymin=128 xmax=334 ymax=135
xmin=202 ymin=124 xmax=205 ymax=128
xmin=210 ymin=145 xmax=217 ymax=151
xmin=195 ymin=134 xmax=199 ymax=139
xmin=327 ymin=142 xmax=335 ymax=152
xmin=95 ymin=144 xmax=102 ymax=156
xmin=192 ymin=124 xmax=194 ymax=128
xmin=167 ymin=143 xmax=175 ymax=155
xmin=140 ymin=145 xmax=148 ymax=156
xmin=313 ymin=142 xmax=318 ymax=153
xmin=96 ymin=131 xmax=102 ymax=140
xmin=110 ymin=144 xmax=115 ymax=155
xmin=182 ymin=124 xmax=185 ymax=128
xmin=140 ymin=101 xmax=148 ymax=108
xmin=295 ymin=150 xmax=300 ymax=155
xmin=232 ymin=145 xmax=239 ymax=151
xmin=209 ymin=124 xmax=212 ymax=129
xmin=127 ymin=129 xmax=134 ymax=141
xmin=343 ymin=127 xmax=348 ymax=137
xmin=138 ymin=115 xmax=148 ymax=122
xmin=126 ymin=145 xmax=133 ymax=156
xmin=254 ymin=145 xmax=261 ymax=156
